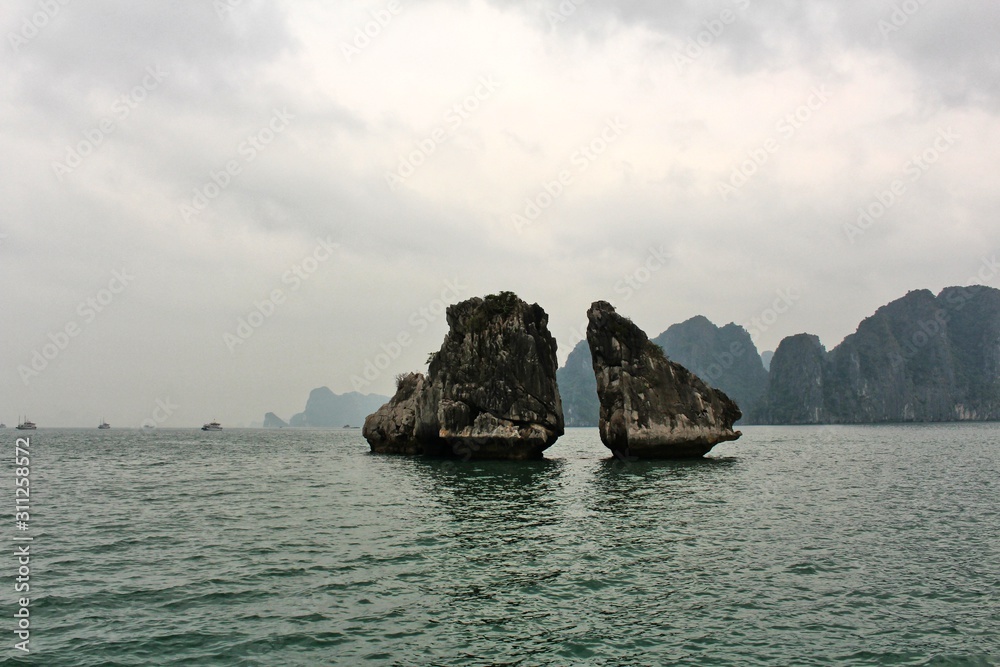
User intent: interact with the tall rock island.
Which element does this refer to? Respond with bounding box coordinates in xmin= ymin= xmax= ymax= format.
xmin=363 ymin=292 xmax=564 ymax=460
xmin=586 ymin=301 xmax=742 ymax=459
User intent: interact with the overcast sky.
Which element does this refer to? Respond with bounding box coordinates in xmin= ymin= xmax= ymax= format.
xmin=3 ymin=0 xmax=999 ymax=427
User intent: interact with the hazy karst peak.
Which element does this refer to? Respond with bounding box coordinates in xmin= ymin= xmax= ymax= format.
xmin=760 ymin=350 xmax=774 ymax=371
xmin=263 ymin=412 xmax=288 ymax=428
xmin=287 ymin=387 xmax=389 ymax=428
xmin=651 ymin=315 xmax=768 ymax=422
xmin=557 ymin=339 xmax=600 ymax=427
xmin=756 ymin=334 xmax=828 ymax=424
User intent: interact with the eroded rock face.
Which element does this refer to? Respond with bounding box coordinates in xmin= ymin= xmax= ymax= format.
xmin=362 ymin=372 xmax=441 ymax=455
xmin=586 ymin=301 xmax=741 ymax=459
xmin=363 ymin=292 xmax=564 ymax=460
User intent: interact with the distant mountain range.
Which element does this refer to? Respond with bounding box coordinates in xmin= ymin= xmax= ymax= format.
xmin=272 ymin=286 xmax=999 ymax=428
xmin=557 ymin=285 xmax=1000 ymax=425
xmin=265 ymin=387 xmax=389 ymax=428
xmin=754 ymin=285 xmax=1000 ymax=423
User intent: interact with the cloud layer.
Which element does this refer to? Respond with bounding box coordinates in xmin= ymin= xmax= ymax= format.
xmin=2 ymin=0 xmax=998 ymax=426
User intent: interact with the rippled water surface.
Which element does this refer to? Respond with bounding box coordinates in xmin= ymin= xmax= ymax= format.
xmin=6 ymin=425 xmax=999 ymax=665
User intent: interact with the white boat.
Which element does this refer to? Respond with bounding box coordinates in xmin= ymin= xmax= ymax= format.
xmin=201 ymin=421 xmax=223 ymax=431
xmin=98 ymin=418 xmax=111 ymax=430
xmin=16 ymin=416 xmax=36 ymax=431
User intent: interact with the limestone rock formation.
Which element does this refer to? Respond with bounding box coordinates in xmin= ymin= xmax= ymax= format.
xmin=559 ymin=316 xmax=768 ymax=427
xmin=362 ymin=372 xmax=441 ymax=455
xmin=586 ymin=301 xmax=742 ymax=459
xmin=363 ymin=292 xmax=564 ymax=460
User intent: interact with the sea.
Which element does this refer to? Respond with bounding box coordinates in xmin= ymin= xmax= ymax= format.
xmin=4 ymin=424 xmax=998 ymax=666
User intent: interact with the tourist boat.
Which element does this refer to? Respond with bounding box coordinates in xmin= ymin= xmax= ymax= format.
xmin=201 ymin=421 xmax=223 ymax=431
xmin=16 ymin=417 xmax=36 ymax=430
xmin=98 ymin=418 xmax=111 ymax=430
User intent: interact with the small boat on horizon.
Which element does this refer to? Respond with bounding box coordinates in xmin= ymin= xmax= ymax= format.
xmin=16 ymin=417 xmax=37 ymax=431
xmin=98 ymin=418 xmax=110 ymax=430
xmin=0 ymin=423 xmax=6 ymax=428
xmin=201 ymin=421 xmax=223 ymax=431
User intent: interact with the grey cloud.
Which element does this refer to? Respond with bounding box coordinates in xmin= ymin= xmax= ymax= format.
xmin=2 ymin=0 xmax=998 ymax=425
xmin=498 ymin=0 xmax=1000 ymax=109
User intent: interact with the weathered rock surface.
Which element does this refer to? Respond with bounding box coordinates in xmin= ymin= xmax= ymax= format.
xmin=362 ymin=372 xmax=441 ymax=455
xmin=363 ymin=292 xmax=564 ymax=460
xmin=586 ymin=301 xmax=742 ymax=459
xmin=559 ymin=316 xmax=768 ymax=427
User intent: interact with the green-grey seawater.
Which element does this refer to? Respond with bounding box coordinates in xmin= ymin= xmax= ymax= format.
xmin=5 ymin=425 xmax=999 ymax=666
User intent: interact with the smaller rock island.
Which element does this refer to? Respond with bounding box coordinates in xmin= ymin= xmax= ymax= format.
xmin=587 ymin=301 xmax=742 ymax=459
